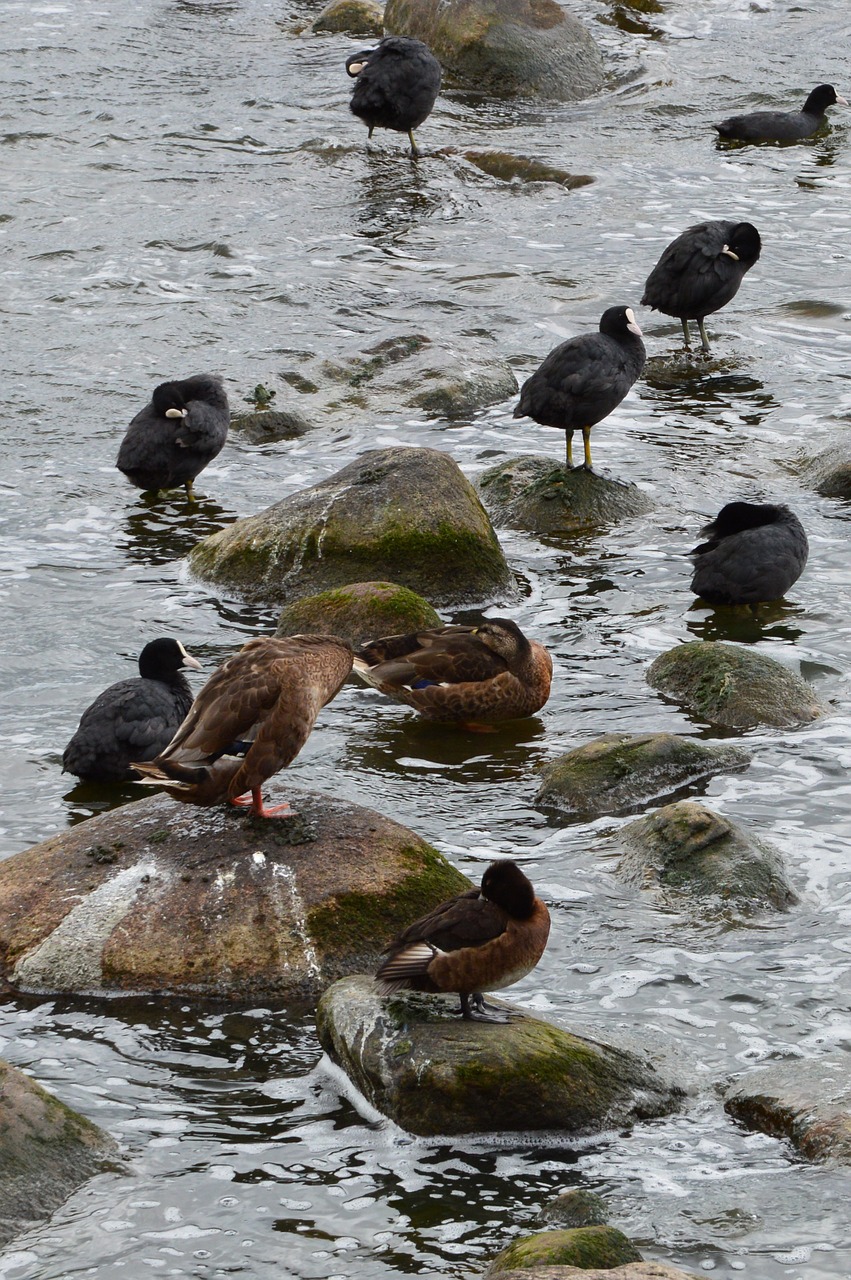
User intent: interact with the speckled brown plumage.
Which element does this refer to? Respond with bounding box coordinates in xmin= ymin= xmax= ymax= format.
xmin=352 ymin=619 xmax=552 ymax=726
xmin=132 ymin=635 xmax=353 ymax=816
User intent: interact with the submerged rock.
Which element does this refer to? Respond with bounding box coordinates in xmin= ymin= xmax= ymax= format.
xmin=463 ymin=150 xmax=594 ymax=190
xmin=477 ymin=455 xmax=652 ymax=535
xmin=311 ymin=0 xmax=384 ymax=33
xmin=535 ymin=733 xmax=750 ymax=817
xmin=276 ymin=581 xmax=442 ymax=648
xmin=491 ymin=1266 xmax=698 ymax=1280
xmin=0 ymin=1059 xmax=117 ymax=1248
xmin=797 ymin=442 xmax=851 ymax=500
xmin=615 ymin=800 xmax=799 ymax=917
xmin=647 ymin=641 xmax=826 ymax=729
xmin=229 ymin=407 xmax=315 ymax=444
xmin=539 ymin=1189 xmax=610 ymax=1227
xmin=317 ymin=974 xmax=683 ymax=1137
xmin=189 ymin=447 xmax=513 ymax=608
xmin=0 ymin=791 xmax=470 ymax=1002
xmin=384 ymin=0 xmax=604 ymax=101
xmin=725 ymin=1058 xmax=851 ymax=1163
xmin=486 ymin=1226 xmax=641 ymax=1275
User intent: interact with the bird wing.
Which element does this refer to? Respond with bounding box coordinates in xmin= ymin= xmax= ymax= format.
xmin=364 ymin=633 xmax=509 ymax=689
xmin=387 ymin=889 xmax=508 ymax=953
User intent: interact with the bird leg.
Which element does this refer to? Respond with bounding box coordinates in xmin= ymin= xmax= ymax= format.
xmin=230 ymin=788 xmax=293 ymax=818
xmin=459 ymin=992 xmax=511 ymax=1024
xmin=408 ymin=128 xmax=420 ymax=158
xmin=697 ymin=318 xmax=712 ymax=355
xmin=184 ymin=479 xmax=196 ymax=502
xmin=565 ymin=429 xmax=574 ymax=471
xmin=580 ymin=425 xmax=594 ymax=472
xmin=681 ymin=319 xmax=691 ymax=351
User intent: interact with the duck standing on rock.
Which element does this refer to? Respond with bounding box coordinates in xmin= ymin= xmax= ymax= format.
xmin=133 ymin=635 xmax=353 ymax=817
xmin=352 ymin=619 xmax=552 ymax=729
xmin=513 ymin=306 xmax=645 ymax=472
xmin=116 ymin=373 xmax=230 ymax=502
xmin=346 ymin=36 xmax=441 ymax=157
xmin=690 ymin=501 xmax=809 ymax=606
xmin=63 ymin=638 xmax=201 ymax=783
xmin=641 ymin=220 xmax=761 ymax=355
xmin=376 ymin=860 xmax=551 ymax=1022
xmin=714 ymin=84 xmax=847 ymax=143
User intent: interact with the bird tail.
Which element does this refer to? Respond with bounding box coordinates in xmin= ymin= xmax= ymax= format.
xmin=131 ymin=758 xmax=207 ymax=790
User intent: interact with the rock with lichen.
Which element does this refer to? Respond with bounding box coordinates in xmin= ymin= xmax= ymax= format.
xmin=724 ymin=1058 xmax=851 ymax=1163
xmin=276 ymin=581 xmax=441 ymax=648
xmin=614 ymin=799 xmax=799 ymax=917
xmin=539 ymin=1188 xmax=610 ymax=1228
xmin=477 ymin=455 xmax=652 ymax=534
xmin=189 ymin=447 xmax=513 ymax=608
xmin=0 ymin=791 xmax=470 ymax=1002
xmin=647 ymin=641 xmax=826 ymax=730
xmin=535 ymin=733 xmax=750 ymax=817
xmin=311 ymin=0 xmax=384 ymax=34
xmin=317 ymin=975 xmax=684 ymax=1137
xmin=0 ymin=1059 xmax=117 ymax=1248
xmin=485 ymin=1226 xmax=642 ymax=1275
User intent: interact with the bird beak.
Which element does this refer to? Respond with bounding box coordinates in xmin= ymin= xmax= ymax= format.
xmin=178 ymin=644 xmax=202 ymax=670
xmin=837 ymin=95 xmax=849 ymax=106
xmin=721 ymin=245 xmax=740 ymax=261
xmin=347 ymin=60 xmax=366 ymax=76
xmin=625 ymin=307 xmax=643 ymax=336
xmin=165 ymin=407 xmax=188 ymax=419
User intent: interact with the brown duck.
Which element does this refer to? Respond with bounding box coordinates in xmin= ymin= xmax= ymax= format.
xmin=375 ymin=860 xmax=551 ymax=1022
xmin=133 ymin=635 xmax=353 ymax=817
xmin=352 ymin=618 xmax=552 ymax=729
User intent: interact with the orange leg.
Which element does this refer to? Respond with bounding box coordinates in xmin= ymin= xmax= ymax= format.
xmin=230 ymin=787 xmax=292 ymax=818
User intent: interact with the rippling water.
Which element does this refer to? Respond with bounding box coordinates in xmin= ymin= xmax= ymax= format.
xmin=3 ymin=0 xmax=851 ymax=1275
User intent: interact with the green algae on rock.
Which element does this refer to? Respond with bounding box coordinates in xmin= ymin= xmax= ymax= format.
xmin=316 ymin=975 xmax=683 ymax=1137
xmin=276 ymin=581 xmax=442 ymax=649
xmin=491 ymin=1265 xmax=699 ymax=1279
xmin=724 ymin=1058 xmax=851 ymax=1163
xmin=539 ymin=1188 xmax=610 ymax=1228
xmin=615 ymin=800 xmax=799 ymax=917
xmin=0 ymin=791 xmax=470 ymax=1002
xmin=485 ymin=1226 xmax=642 ymax=1275
xmin=477 ymin=455 xmax=652 ymax=535
xmin=647 ymin=640 xmax=826 ymax=730
xmin=535 ymin=733 xmax=750 ymax=817
xmin=311 ymin=0 xmax=384 ymax=33
xmin=463 ymin=150 xmax=594 ymax=190
xmin=188 ymin=447 xmax=513 ymax=608
xmin=0 ymin=1059 xmax=118 ymax=1248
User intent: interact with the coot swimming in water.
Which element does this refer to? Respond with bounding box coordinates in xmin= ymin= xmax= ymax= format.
xmin=375 ymin=860 xmax=551 ymax=1022
xmin=641 ymin=220 xmax=761 ymax=354
xmin=690 ymin=502 xmax=809 ymax=605
xmin=714 ymin=84 xmax=847 ymax=142
xmin=116 ymin=373 xmax=229 ymax=501
xmin=512 ymin=306 xmax=645 ymax=471
xmin=346 ymin=36 xmax=441 ymax=157
xmin=62 ymin=638 xmax=201 ymax=783
xmin=133 ymin=635 xmax=353 ymax=817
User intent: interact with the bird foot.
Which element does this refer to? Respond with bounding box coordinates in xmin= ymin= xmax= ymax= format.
xmin=571 ymin=463 xmax=594 ymax=474
xmin=230 ymin=790 xmax=294 ymax=819
xmin=460 ymin=993 xmax=512 ymax=1023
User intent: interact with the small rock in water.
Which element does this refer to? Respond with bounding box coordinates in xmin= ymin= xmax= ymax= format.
xmin=724 ymin=1057 xmax=851 ymax=1163
xmin=485 ymin=1225 xmax=642 ymax=1275
xmin=276 ymin=581 xmax=442 ymax=649
xmin=311 ymin=0 xmax=384 ymax=34
xmin=477 ymin=454 xmax=652 ymax=536
xmin=539 ymin=1187 xmax=610 ymax=1227
xmin=463 ymin=150 xmax=594 ymax=189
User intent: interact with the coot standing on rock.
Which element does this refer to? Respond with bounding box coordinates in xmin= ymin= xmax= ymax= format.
xmin=714 ymin=84 xmax=847 ymax=142
xmin=346 ymin=36 xmax=441 ymax=157
xmin=375 ymin=860 xmax=551 ymax=1022
xmin=513 ymin=306 xmax=645 ymax=471
xmin=116 ymin=373 xmax=230 ymax=501
xmin=62 ymin=638 xmax=201 ymax=783
xmin=641 ymin=221 xmax=761 ymax=354
xmin=690 ymin=502 xmax=809 ymax=605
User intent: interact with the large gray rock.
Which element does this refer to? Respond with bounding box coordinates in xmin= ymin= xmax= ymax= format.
xmin=647 ymin=641 xmax=826 ymax=730
xmin=615 ymin=800 xmax=799 ymax=917
xmin=725 ymin=1058 xmax=851 ymax=1163
xmin=490 ymin=1267 xmax=698 ymax=1280
xmin=189 ymin=447 xmax=513 ymax=608
xmin=0 ymin=1059 xmax=117 ymax=1248
xmin=317 ymin=975 xmax=683 ymax=1137
xmin=276 ymin=581 xmax=442 ymax=648
xmin=0 ymin=791 xmax=470 ymax=1002
xmin=797 ymin=442 xmax=851 ymax=499
xmin=384 ymin=0 xmax=604 ymax=101
xmin=485 ymin=1226 xmax=641 ymax=1275
xmin=478 ymin=455 xmax=652 ymax=535
xmin=535 ymin=733 xmax=750 ymax=817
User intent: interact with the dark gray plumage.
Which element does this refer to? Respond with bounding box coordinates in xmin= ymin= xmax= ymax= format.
xmin=641 ymin=221 xmax=761 ymax=353
xmin=116 ymin=373 xmax=229 ymax=501
xmin=512 ymin=305 xmax=646 ymax=471
xmin=714 ymin=84 xmax=847 ymax=142
xmin=62 ymin=638 xmax=201 ymax=782
xmin=346 ymin=37 xmax=441 ymax=157
xmin=690 ymin=502 xmax=809 ymax=606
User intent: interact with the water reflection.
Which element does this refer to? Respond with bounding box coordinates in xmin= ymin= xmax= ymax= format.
xmin=120 ymin=493 xmax=236 ymax=565
xmin=62 ymin=777 xmax=143 ymax=826
xmin=353 ymin=152 xmax=447 ymax=241
xmin=686 ymin=600 xmax=807 ymax=645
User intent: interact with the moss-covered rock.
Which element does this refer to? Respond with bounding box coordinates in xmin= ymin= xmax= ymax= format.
xmin=539 ymin=1189 xmax=610 ymax=1228
xmin=189 ymin=447 xmax=513 ymax=608
xmin=797 ymin=442 xmax=851 ymax=499
xmin=384 ymin=0 xmax=604 ymax=101
xmin=647 ymin=641 xmax=826 ymax=730
xmin=491 ymin=1266 xmax=699 ymax=1280
xmin=0 ymin=791 xmax=470 ymax=1002
xmin=535 ymin=733 xmax=750 ymax=817
xmin=463 ymin=150 xmax=594 ymax=190
xmin=486 ymin=1226 xmax=642 ymax=1274
xmin=614 ymin=800 xmax=799 ymax=917
xmin=0 ymin=1059 xmax=117 ymax=1248
xmin=229 ymin=407 xmax=314 ymax=443
xmin=477 ymin=455 xmax=652 ymax=534
xmin=317 ymin=975 xmax=683 ymax=1137
xmin=311 ymin=0 xmax=384 ymax=34
xmin=276 ymin=581 xmax=441 ymax=647
xmin=725 ymin=1058 xmax=851 ymax=1163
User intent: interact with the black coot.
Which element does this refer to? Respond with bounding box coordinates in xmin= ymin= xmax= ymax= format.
xmin=715 ymin=84 xmax=847 ymax=142
xmin=690 ymin=502 xmax=809 ymax=605
xmin=641 ymin=220 xmax=761 ymax=354
xmin=346 ymin=37 xmax=441 ymax=157
xmin=116 ymin=373 xmax=229 ymax=501
xmin=62 ymin=638 xmax=201 ymax=783
xmin=513 ymin=306 xmax=646 ymax=471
